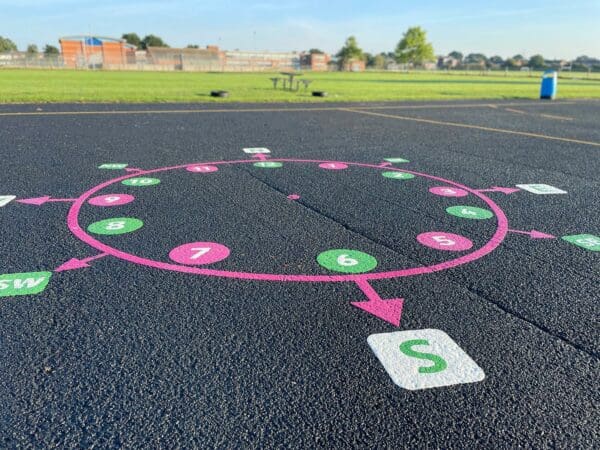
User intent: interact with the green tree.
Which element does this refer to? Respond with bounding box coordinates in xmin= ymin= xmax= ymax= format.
xmin=395 ymin=26 xmax=435 ymax=65
xmin=336 ymin=36 xmax=363 ymax=66
xmin=448 ymin=50 xmax=463 ymax=62
xmin=308 ymin=48 xmax=324 ymax=54
xmin=141 ymin=34 xmax=168 ymax=50
xmin=529 ymin=54 xmax=545 ymax=69
xmin=0 ymin=36 xmax=17 ymax=53
xmin=122 ymin=33 xmax=142 ymax=49
xmin=464 ymin=53 xmax=487 ymax=64
xmin=488 ymin=55 xmax=503 ymax=65
xmin=374 ymin=53 xmax=387 ymax=69
xmin=186 ymin=44 xmax=200 ymax=48
xmin=26 ymin=44 xmax=39 ymax=54
xmin=43 ymin=44 xmax=59 ymax=55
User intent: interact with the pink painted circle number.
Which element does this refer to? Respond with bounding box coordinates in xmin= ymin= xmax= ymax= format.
xmin=169 ymin=242 xmax=230 ymax=265
xmin=417 ymin=232 xmax=473 ymax=251
xmin=186 ymin=165 xmax=219 ymax=173
xmin=429 ymin=186 xmax=469 ymax=197
xmin=88 ymin=194 xmax=135 ymax=207
xmin=318 ymin=162 xmax=348 ymax=170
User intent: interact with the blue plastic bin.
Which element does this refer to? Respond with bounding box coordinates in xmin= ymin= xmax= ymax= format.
xmin=540 ymin=70 xmax=557 ymax=99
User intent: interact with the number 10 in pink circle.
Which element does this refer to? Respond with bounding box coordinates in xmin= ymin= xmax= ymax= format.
xmin=169 ymin=242 xmax=231 ymax=265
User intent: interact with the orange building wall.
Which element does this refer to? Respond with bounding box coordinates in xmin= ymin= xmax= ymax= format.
xmin=59 ymin=39 xmax=132 ymax=67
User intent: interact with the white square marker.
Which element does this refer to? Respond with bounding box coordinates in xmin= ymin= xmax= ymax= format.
xmin=0 ymin=195 xmax=16 ymax=207
xmin=515 ymin=184 xmax=567 ymax=195
xmin=367 ymin=329 xmax=485 ymax=391
xmin=243 ymin=148 xmax=271 ymax=154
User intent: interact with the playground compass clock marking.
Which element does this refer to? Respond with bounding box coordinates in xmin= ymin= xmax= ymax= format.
xmin=5 ymin=150 xmax=592 ymax=328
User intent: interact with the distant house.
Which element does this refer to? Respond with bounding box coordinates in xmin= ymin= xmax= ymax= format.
xmin=300 ymin=52 xmax=331 ymax=71
xmin=437 ymin=56 xmax=460 ymax=68
xmin=341 ymin=58 xmax=365 ymax=72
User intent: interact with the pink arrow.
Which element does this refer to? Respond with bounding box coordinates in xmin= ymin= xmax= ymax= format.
xmin=55 ymin=253 xmax=109 ymax=272
xmin=252 ymin=153 xmax=269 ymax=161
xmin=351 ymin=279 xmax=404 ymax=327
xmin=124 ymin=167 xmax=143 ymax=172
xmin=17 ymin=196 xmax=77 ymax=205
xmin=378 ymin=162 xmax=392 ymax=167
xmin=287 ymin=194 xmax=300 ymax=200
xmin=477 ymin=186 xmax=521 ymax=195
xmin=509 ymin=229 xmax=555 ymax=239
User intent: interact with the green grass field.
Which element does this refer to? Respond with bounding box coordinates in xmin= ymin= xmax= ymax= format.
xmin=1 ymin=69 xmax=599 ymax=103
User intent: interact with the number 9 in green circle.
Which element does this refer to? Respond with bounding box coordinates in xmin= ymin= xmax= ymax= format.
xmin=317 ymin=249 xmax=378 ymax=273
xmin=87 ymin=217 xmax=144 ymax=235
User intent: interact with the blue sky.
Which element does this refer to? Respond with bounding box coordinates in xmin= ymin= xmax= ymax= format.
xmin=2 ymin=0 xmax=599 ymax=59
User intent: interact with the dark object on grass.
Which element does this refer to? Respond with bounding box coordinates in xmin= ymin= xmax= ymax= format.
xmin=210 ymin=90 xmax=229 ymax=98
xmin=312 ymin=91 xmax=328 ymax=97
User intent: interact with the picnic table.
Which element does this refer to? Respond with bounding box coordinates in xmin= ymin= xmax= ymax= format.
xmin=269 ymin=72 xmax=312 ymax=91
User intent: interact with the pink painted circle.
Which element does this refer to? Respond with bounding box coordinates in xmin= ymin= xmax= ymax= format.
xmin=318 ymin=162 xmax=348 ymax=170
xmin=169 ymin=242 xmax=230 ymax=265
xmin=186 ymin=165 xmax=219 ymax=173
xmin=67 ymin=159 xmax=509 ymax=283
xmin=429 ymin=186 xmax=469 ymax=198
xmin=88 ymin=193 xmax=135 ymax=207
xmin=417 ymin=232 xmax=473 ymax=251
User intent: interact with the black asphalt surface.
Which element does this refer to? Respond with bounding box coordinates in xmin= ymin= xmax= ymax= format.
xmin=1 ymin=99 xmax=599 ymax=448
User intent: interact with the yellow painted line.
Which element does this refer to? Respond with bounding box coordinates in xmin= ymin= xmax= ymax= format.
xmin=539 ymin=113 xmax=574 ymax=121
xmin=503 ymin=107 xmax=574 ymax=121
xmin=0 ymin=106 xmax=340 ymax=117
xmin=0 ymin=100 xmax=580 ymax=117
xmin=341 ymin=108 xmax=600 ymax=147
xmin=504 ymin=107 xmax=527 ymax=114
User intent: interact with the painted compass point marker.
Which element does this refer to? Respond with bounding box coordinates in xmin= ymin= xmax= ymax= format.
xmin=417 ymin=232 xmax=473 ymax=251
xmin=186 ymin=165 xmax=218 ymax=173
xmin=254 ymin=162 xmax=282 ymax=168
xmin=446 ymin=206 xmax=493 ymax=220
xmin=122 ymin=177 xmax=160 ymax=186
xmin=384 ymin=157 xmax=410 ymax=163
xmin=429 ymin=186 xmax=469 ymax=198
xmin=317 ymin=249 xmax=378 ymax=274
xmin=88 ymin=194 xmax=135 ymax=207
xmin=169 ymin=242 xmax=231 ymax=265
xmin=382 ymin=171 xmax=415 ymax=180
xmin=318 ymin=162 xmax=348 ymax=170
xmin=87 ymin=217 xmax=144 ymax=235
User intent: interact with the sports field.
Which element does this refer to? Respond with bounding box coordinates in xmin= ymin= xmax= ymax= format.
xmin=1 ymin=69 xmax=600 ymax=103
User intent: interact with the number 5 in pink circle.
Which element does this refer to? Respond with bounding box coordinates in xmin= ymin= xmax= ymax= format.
xmin=169 ymin=242 xmax=231 ymax=265
xmin=417 ymin=232 xmax=473 ymax=251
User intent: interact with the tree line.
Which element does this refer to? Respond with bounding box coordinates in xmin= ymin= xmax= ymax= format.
xmin=2 ymin=28 xmax=598 ymax=72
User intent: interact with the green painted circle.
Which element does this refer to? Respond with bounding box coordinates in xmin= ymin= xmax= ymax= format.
xmin=253 ymin=162 xmax=283 ymax=168
xmin=87 ymin=217 xmax=144 ymax=235
xmin=122 ymin=177 xmax=161 ymax=186
xmin=384 ymin=157 xmax=410 ymax=163
xmin=381 ymin=171 xmax=415 ymax=180
xmin=317 ymin=249 xmax=378 ymax=273
xmin=446 ymin=205 xmax=493 ymax=220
